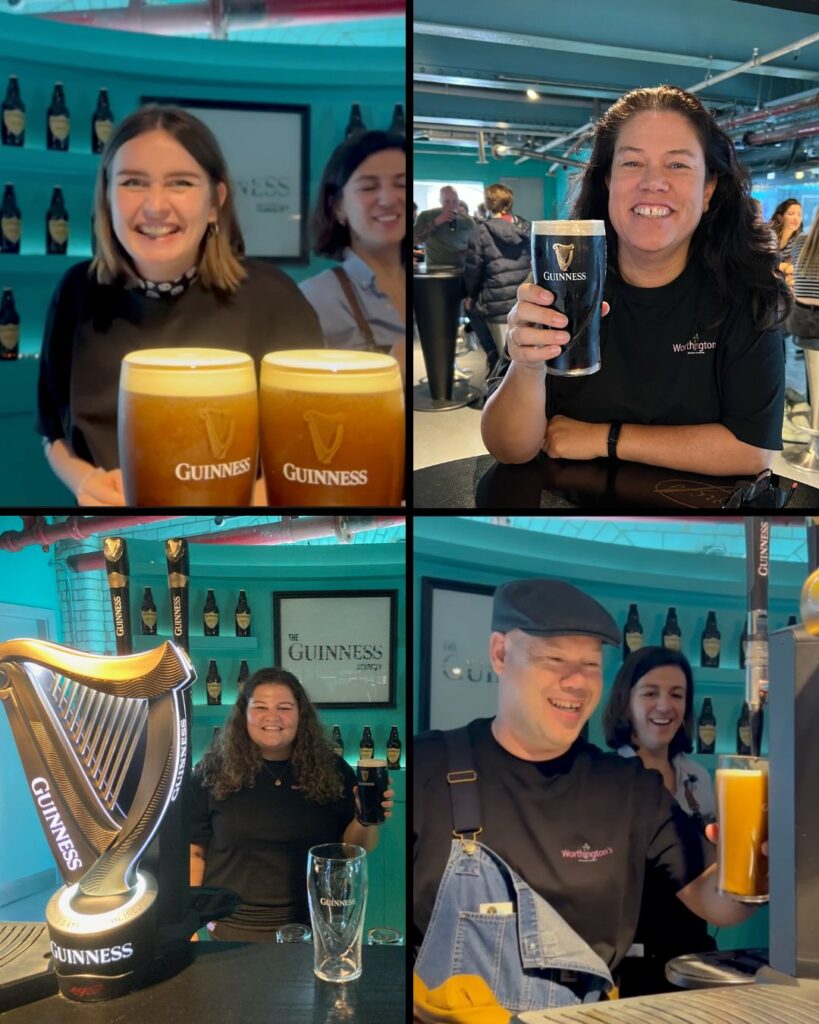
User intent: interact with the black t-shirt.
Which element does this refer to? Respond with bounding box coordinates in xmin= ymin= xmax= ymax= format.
xmin=190 ymin=757 xmax=356 ymax=932
xmin=413 ymin=719 xmax=713 ymax=971
xmin=36 ymin=259 xmax=324 ymax=470
xmin=487 ymin=258 xmax=784 ymax=450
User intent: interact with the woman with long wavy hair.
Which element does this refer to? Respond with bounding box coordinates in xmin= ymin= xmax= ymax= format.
xmin=190 ymin=667 xmax=393 ymax=941
xmin=483 ymin=84 xmax=790 ymax=476
xmin=770 ymin=197 xmax=803 ymax=290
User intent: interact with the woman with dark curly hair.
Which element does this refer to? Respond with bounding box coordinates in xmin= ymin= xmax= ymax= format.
xmin=482 ymin=84 xmax=790 ymax=476
xmin=770 ymin=197 xmax=803 ymax=290
xmin=189 ymin=667 xmax=393 ymax=941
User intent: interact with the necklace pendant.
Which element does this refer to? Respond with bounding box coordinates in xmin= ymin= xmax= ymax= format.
xmin=275 ymin=779 xmax=282 ymax=786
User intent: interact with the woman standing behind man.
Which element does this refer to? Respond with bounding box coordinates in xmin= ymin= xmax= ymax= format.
xmin=603 ymin=647 xmax=716 ymax=996
xmin=300 ymin=130 xmax=406 ymax=376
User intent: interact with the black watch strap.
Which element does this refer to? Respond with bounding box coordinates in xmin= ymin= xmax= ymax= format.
xmin=607 ymin=421 xmax=622 ymax=460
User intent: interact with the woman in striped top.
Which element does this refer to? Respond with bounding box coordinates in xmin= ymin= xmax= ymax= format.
xmin=787 ymin=213 xmax=819 ymax=402
xmin=771 ymin=198 xmax=803 ymax=289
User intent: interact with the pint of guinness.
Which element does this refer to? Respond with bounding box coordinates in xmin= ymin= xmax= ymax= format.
xmin=531 ymin=220 xmax=606 ymax=376
xmin=355 ymin=758 xmax=388 ymax=824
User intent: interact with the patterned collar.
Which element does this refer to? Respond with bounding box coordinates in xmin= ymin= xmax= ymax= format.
xmin=136 ymin=265 xmax=199 ymax=299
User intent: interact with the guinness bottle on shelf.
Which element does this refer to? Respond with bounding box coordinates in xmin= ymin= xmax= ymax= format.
xmin=661 ymin=607 xmax=682 ymax=652
xmin=165 ymin=538 xmax=189 ymax=654
xmin=2 ymin=76 xmax=25 ymax=147
xmin=237 ymin=659 xmax=249 ymax=692
xmin=103 ymin=537 xmax=132 ymax=656
xmin=359 ymin=725 xmax=374 ymax=760
xmin=46 ymin=83 xmax=70 ymax=151
xmin=235 ymin=590 xmax=251 ymax=636
xmin=0 ymin=288 xmax=19 ymax=359
xmin=700 ymin=611 xmax=720 ymax=668
xmin=92 ymin=88 xmax=114 ymax=154
xmin=697 ymin=697 xmax=716 ymax=754
xmin=345 ymin=103 xmax=366 ymax=140
xmin=737 ymin=702 xmax=752 ymax=756
xmin=206 ymin=660 xmax=222 ymax=705
xmin=46 ymin=187 xmax=68 ymax=255
xmin=1 ymin=184 xmax=21 ymax=254
xmin=386 ymin=725 xmax=402 ymax=770
xmin=140 ymin=586 xmax=157 ymax=634
xmin=388 ymin=103 xmax=405 ymax=135
xmin=203 ymin=589 xmax=219 ymax=636
xmin=622 ymin=603 xmax=644 ymax=660
xmin=787 ymin=615 xmax=798 ymax=627
xmin=332 ymin=725 xmax=344 ymax=759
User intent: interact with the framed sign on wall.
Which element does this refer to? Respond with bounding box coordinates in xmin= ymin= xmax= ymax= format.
xmin=141 ymin=97 xmax=310 ymax=263
xmin=274 ymin=590 xmax=396 ymax=707
xmin=418 ymin=578 xmax=497 ymax=732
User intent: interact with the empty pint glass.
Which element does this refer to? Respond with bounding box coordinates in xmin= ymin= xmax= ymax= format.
xmin=260 ymin=350 xmax=404 ymax=506
xmin=307 ymin=843 xmax=367 ymax=983
xmin=118 ymin=348 xmax=258 ymax=507
xmin=531 ymin=220 xmax=606 ymax=376
xmin=716 ymin=755 xmax=768 ymax=902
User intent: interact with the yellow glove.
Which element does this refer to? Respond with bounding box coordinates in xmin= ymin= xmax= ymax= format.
xmin=413 ymin=972 xmax=513 ymax=1024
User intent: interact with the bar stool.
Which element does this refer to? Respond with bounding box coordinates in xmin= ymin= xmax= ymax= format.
xmin=785 ymin=348 xmax=819 ymax=472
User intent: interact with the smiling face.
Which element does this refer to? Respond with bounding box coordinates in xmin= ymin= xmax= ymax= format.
xmin=336 ymin=148 xmax=405 ymax=253
xmin=628 ymin=664 xmax=688 ymax=756
xmin=784 ymin=202 xmax=802 ymax=233
xmin=606 ymin=110 xmax=716 ymax=277
xmin=490 ymin=630 xmax=604 ymax=759
xmin=109 ymin=129 xmax=227 ymax=282
xmin=246 ymin=682 xmax=300 ymax=759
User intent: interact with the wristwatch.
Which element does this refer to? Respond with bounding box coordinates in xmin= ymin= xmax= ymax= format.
xmin=607 ymin=421 xmax=622 ymax=460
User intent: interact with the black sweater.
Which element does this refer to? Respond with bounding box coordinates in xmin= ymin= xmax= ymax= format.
xmin=463 ymin=215 xmax=532 ymax=320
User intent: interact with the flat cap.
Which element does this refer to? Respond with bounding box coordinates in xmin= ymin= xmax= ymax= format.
xmin=491 ymin=578 xmax=619 ymax=645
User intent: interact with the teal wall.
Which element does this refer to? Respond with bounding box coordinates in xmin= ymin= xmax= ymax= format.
xmin=0 ymin=516 xmax=62 ymax=894
xmin=414 ymin=150 xmax=557 ymax=217
xmin=413 ymin=517 xmax=794 ymax=953
xmin=0 ymin=17 xmax=403 ymax=503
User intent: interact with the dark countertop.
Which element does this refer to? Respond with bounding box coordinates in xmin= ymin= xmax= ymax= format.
xmin=413 ymin=453 xmax=818 ymax=509
xmin=3 ymin=943 xmax=406 ymax=1024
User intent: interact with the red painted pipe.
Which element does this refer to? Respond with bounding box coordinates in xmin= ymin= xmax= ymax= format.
xmin=0 ymin=516 xmax=179 ymax=553
xmin=65 ymin=516 xmax=405 ymax=571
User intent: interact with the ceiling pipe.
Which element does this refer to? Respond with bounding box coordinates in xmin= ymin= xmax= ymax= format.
xmin=65 ymin=516 xmax=405 ymax=572
xmin=493 ymin=145 xmax=587 ymax=169
xmin=717 ymin=89 xmax=819 ymax=130
xmin=687 ymin=30 xmax=819 ymax=94
xmin=744 ymin=119 xmax=819 ymax=146
xmin=0 ymin=516 xmax=179 ymax=553
xmin=39 ymin=0 xmax=403 ymax=36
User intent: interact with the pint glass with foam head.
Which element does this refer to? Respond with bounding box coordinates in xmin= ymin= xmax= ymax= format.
xmin=260 ymin=350 xmax=404 ymax=506
xmin=118 ymin=347 xmax=258 ymax=507
xmin=531 ymin=220 xmax=606 ymax=376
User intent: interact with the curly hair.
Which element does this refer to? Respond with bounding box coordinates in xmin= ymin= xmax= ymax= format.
xmin=571 ymin=84 xmax=790 ymax=330
xmin=195 ymin=667 xmax=345 ymax=803
xmin=770 ymin=197 xmax=802 ymax=247
xmin=602 ymin=646 xmax=695 ymax=758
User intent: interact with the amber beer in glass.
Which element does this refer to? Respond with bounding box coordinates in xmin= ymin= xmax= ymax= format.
xmin=716 ymin=754 xmax=769 ymax=902
xmin=118 ymin=348 xmax=258 ymax=506
xmin=260 ymin=350 xmax=404 ymax=506
xmin=531 ymin=220 xmax=606 ymax=376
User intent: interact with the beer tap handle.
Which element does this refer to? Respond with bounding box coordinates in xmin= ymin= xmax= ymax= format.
xmin=744 ymin=518 xmax=770 ymax=724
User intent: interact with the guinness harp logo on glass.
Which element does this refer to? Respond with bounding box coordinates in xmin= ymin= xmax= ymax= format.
xmin=553 ymin=242 xmax=575 ymax=272
xmin=360 ymin=769 xmax=370 ymax=782
xmin=304 ymin=411 xmax=345 ymax=465
xmin=200 ymin=409 xmax=235 ymax=460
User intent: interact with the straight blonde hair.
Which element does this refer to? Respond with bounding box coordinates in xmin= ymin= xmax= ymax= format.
xmin=90 ymin=104 xmax=247 ymax=293
xmin=796 ymin=210 xmax=819 ymax=276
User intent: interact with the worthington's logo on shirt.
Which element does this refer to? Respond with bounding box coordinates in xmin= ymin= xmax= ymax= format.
xmin=561 ymin=842 xmax=614 ymax=863
xmin=672 ymin=331 xmax=717 ymax=355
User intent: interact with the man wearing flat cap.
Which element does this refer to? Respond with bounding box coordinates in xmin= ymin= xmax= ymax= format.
xmin=413 ymin=578 xmax=757 ymax=1015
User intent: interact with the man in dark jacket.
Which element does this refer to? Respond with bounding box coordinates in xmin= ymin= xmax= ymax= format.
xmin=463 ymin=183 xmax=531 ymax=373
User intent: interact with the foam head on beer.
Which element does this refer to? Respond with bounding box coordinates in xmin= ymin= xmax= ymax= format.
xmin=260 ymin=349 xmax=404 ymax=506
xmin=118 ymin=347 xmax=258 ymax=507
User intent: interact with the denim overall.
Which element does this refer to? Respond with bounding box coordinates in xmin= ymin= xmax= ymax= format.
xmin=415 ymin=728 xmax=613 ymax=1014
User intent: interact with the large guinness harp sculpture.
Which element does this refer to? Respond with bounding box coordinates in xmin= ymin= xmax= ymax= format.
xmin=0 ymin=637 xmax=198 ymax=1002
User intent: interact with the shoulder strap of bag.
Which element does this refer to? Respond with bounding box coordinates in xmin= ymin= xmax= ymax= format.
xmin=442 ymin=726 xmax=483 ymax=847
xmin=331 ymin=266 xmax=380 ymax=350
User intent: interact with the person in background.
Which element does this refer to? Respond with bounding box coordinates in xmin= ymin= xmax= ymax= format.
xmin=458 ymin=200 xmax=470 ymax=218
xmin=413 ymin=186 xmax=476 ymax=270
xmin=475 ymin=202 xmax=488 ymax=223
xmin=191 ymin=667 xmax=393 ymax=942
xmin=603 ymin=647 xmax=716 ymax=996
xmin=300 ymin=130 xmax=405 ymax=375
xmin=770 ymin=197 xmax=803 ymax=291
xmin=36 ymin=104 xmax=322 ymax=507
xmin=786 ymin=209 xmax=819 ymax=405
xmin=484 ymin=85 xmax=789 ymax=476
xmin=463 ymin=183 xmax=531 ymax=374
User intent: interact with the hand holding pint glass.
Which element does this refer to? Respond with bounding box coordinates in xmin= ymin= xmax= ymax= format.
xmin=507 ymin=221 xmax=607 ymax=376
xmin=356 ymin=759 xmax=389 ymax=825
xmin=307 ymin=843 xmax=367 ymax=983
xmin=716 ymin=755 xmax=769 ymax=903
xmin=260 ymin=350 xmax=404 ymax=506
xmin=118 ymin=348 xmax=258 ymax=507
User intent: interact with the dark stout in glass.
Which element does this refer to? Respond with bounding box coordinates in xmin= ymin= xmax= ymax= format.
xmin=531 ymin=220 xmax=606 ymax=376
xmin=356 ymin=759 xmax=388 ymax=824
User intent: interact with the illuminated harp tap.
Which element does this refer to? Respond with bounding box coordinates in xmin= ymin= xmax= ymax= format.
xmin=0 ymin=637 xmax=194 ymax=1002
